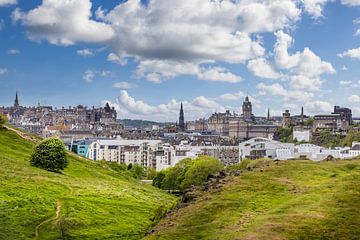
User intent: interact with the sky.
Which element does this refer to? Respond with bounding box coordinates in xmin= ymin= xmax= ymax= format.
xmin=1 ymin=0 xmax=360 ymax=122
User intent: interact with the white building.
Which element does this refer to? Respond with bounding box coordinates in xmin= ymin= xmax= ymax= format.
xmin=239 ymin=137 xmax=295 ymax=161
xmin=88 ymin=139 xmax=162 ymax=169
xmin=293 ymin=129 xmax=311 ymax=142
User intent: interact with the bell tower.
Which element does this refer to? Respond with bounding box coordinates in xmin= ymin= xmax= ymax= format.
xmin=242 ymin=96 xmax=252 ymax=119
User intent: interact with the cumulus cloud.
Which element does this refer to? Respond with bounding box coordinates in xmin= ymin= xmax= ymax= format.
xmin=0 ymin=68 xmax=8 ymax=76
xmin=77 ymin=48 xmax=94 ymax=57
xmin=112 ymin=82 xmax=137 ymax=90
xmin=302 ymin=0 xmax=330 ymax=18
xmin=340 ymin=80 xmax=352 ymax=85
xmin=274 ymin=30 xmax=335 ymax=91
xmin=338 ymin=47 xmax=360 ymax=59
xmin=12 ymin=0 xmax=115 ymax=45
xmin=106 ymin=90 xmax=226 ymax=121
xmin=218 ymin=91 xmax=246 ymax=101
xmin=257 ymin=82 xmax=314 ymax=101
xmin=247 ymin=58 xmax=281 ymax=79
xmin=341 ymin=0 xmax=360 ymax=6
xmin=83 ymin=69 xmax=111 ymax=83
xmin=305 ymin=100 xmax=333 ymax=114
xmin=107 ymin=52 xmax=127 ymax=66
xmin=136 ymin=60 xmax=242 ymax=83
xmin=7 ymin=49 xmax=20 ymax=54
xmin=348 ymin=95 xmax=360 ymax=102
xmin=0 ymin=0 xmax=16 ymax=6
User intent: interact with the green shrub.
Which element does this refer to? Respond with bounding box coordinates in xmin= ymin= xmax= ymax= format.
xmin=180 ymin=156 xmax=223 ymax=190
xmin=226 ymin=159 xmax=251 ymax=171
xmin=0 ymin=114 xmax=7 ymax=127
xmin=130 ymin=163 xmax=144 ymax=179
xmin=30 ymin=138 xmax=68 ymax=172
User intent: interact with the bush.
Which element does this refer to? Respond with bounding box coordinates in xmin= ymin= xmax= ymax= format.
xmin=0 ymin=114 xmax=7 ymax=127
xmin=130 ymin=163 xmax=144 ymax=179
xmin=30 ymin=138 xmax=68 ymax=172
xmin=180 ymin=156 xmax=223 ymax=190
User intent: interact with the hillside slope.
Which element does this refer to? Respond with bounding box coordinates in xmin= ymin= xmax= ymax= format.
xmin=0 ymin=128 xmax=177 ymax=240
xmin=145 ymin=159 xmax=360 ymax=240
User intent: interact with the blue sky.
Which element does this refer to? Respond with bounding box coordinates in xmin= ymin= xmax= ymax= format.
xmin=1 ymin=0 xmax=360 ymax=121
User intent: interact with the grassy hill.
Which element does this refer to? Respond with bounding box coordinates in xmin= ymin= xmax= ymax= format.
xmin=145 ymin=159 xmax=360 ymax=240
xmin=0 ymin=127 xmax=178 ymax=240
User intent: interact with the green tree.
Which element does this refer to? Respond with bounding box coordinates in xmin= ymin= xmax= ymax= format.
xmin=275 ymin=127 xmax=293 ymax=143
xmin=127 ymin=163 xmax=133 ymax=170
xmin=341 ymin=131 xmax=360 ymax=147
xmin=30 ymin=138 xmax=68 ymax=172
xmin=130 ymin=163 xmax=144 ymax=179
xmin=0 ymin=114 xmax=7 ymax=127
xmin=180 ymin=156 xmax=223 ymax=190
xmin=162 ymin=158 xmax=193 ymax=190
xmin=304 ymin=118 xmax=314 ymax=126
xmin=153 ymin=170 xmax=168 ymax=188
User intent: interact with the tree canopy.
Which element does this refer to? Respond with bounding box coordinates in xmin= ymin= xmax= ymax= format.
xmin=30 ymin=138 xmax=68 ymax=172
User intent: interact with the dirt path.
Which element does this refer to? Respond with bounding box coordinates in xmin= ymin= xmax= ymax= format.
xmin=4 ymin=125 xmax=39 ymax=142
xmin=34 ymin=200 xmax=62 ymax=240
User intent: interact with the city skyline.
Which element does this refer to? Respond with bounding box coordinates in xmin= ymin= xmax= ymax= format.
xmin=1 ymin=0 xmax=360 ymax=121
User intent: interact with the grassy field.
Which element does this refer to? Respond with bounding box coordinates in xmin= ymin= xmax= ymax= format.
xmin=145 ymin=159 xmax=360 ymax=240
xmin=0 ymin=127 xmax=178 ymax=240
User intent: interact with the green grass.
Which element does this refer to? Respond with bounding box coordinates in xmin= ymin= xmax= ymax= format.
xmin=145 ymin=159 xmax=360 ymax=240
xmin=0 ymin=128 xmax=178 ymax=239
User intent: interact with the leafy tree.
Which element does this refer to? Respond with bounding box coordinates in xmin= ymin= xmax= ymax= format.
xmin=0 ymin=114 xmax=7 ymax=127
xmin=341 ymin=131 xmax=360 ymax=147
xmin=153 ymin=170 xmax=168 ymax=188
xmin=275 ymin=127 xmax=293 ymax=143
xmin=311 ymin=130 xmax=342 ymax=148
xmin=180 ymin=156 xmax=223 ymax=190
xmin=30 ymin=138 xmax=68 ymax=172
xmin=130 ymin=163 xmax=144 ymax=179
xmin=162 ymin=158 xmax=193 ymax=190
xmin=304 ymin=118 xmax=314 ymax=126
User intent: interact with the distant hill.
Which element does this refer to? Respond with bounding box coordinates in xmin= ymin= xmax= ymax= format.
xmin=0 ymin=127 xmax=177 ymax=239
xmin=145 ymin=159 xmax=360 ymax=240
xmin=119 ymin=119 xmax=172 ymax=129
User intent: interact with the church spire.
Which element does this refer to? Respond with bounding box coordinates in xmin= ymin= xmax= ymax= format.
xmin=14 ymin=91 xmax=19 ymax=108
xmin=267 ymin=108 xmax=270 ymax=121
xmin=179 ymin=102 xmax=185 ymax=131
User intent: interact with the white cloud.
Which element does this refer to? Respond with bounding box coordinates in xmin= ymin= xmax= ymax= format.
xmin=83 ymin=69 xmax=112 ymax=83
xmin=338 ymin=47 xmax=360 ymax=59
xmin=12 ymin=0 xmax=115 ymax=45
xmin=341 ymin=0 xmax=360 ymax=6
xmin=109 ymin=90 xmax=225 ymax=121
xmin=107 ymin=53 xmax=127 ymax=66
xmin=340 ymin=80 xmax=352 ymax=85
xmin=348 ymin=95 xmax=360 ymax=102
xmin=77 ymin=48 xmax=94 ymax=57
xmin=274 ymin=30 xmax=335 ymax=91
xmin=136 ymin=60 xmax=241 ymax=83
xmin=7 ymin=49 xmax=20 ymax=54
xmin=197 ymin=67 xmax=242 ymax=83
xmin=0 ymin=0 xmax=16 ymax=6
xmin=302 ymin=0 xmax=330 ymax=18
xmin=305 ymin=100 xmax=333 ymax=114
xmin=247 ymin=58 xmax=281 ymax=79
xmin=218 ymin=91 xmax=246 ymax=101
xmin=257 ymin=82 xmax=314 ymax=101
xmin=0 ymin=68 xmax=8 ymax=76
xmin=112 ymin=82 xmax=137 ymax=90
xmin=83 ymin=69 xmax=95 ymax=83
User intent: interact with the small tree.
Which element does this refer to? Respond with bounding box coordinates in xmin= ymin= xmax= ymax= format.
xmin=30 ymin=138 xmax=68 ymax=172
xmin=0 ymin=114 xmax=7 ymax=127
xmin=130 ymin=163 xmax=144 ymax=179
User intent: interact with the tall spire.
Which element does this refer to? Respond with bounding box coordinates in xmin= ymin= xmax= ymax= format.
xmin=301 ymin=106 xmax=304 ymax=124
xmin=179 ymin=102 xmax=185 ymax=131
xmin=14 ymin=91 xmax=19 ymax=108
xmin=267 ymin=108 xmax=270 ymax=121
